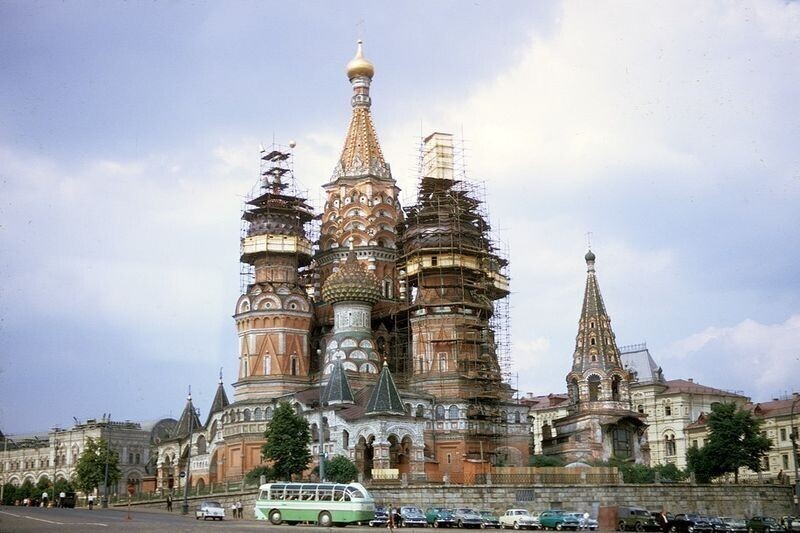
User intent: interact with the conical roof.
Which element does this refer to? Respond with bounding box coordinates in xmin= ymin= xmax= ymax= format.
xmin=321 ymin=358 xmax=355 ymax=406
xmin=321 ymin=250 xmax=381 ymax=304
xmin=174 ymin=393 xmax=202 ymax=437
xmin=365 ymin=361 xmax=405 ymax=415
xmin=572 ymin=250 xmax=624 ymax=375
xmin=205 ymin=375 xmax=230 ymax=426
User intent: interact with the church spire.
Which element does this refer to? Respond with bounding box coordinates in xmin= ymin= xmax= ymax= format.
xmin=365 ymin=360 xmax=406 ymax=415
xmin=566 ymin=250 xmax=630 ymax=408
xmin=332 ymin=40 xmax=391 ymax=181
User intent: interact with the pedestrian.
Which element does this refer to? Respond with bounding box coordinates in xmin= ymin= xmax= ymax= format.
xmin=88 ymin=494 xmax=94 ymax=510
xmin=237 ymin=500 xmax=243 ymax=519
xmin=387 ymin=504 xmax=395 ymax=531
xmin=231 ymin=501 xmax=237 ymax=519
xmin=657 ymin=510 xmax=669 ymax=533
xmin=166 ymin=493 xmax=172 ymax=512
xmin=59 ymin=491 xmax=66 ymax=508
xmin=41 ymin=491 xmax=48 ymax=508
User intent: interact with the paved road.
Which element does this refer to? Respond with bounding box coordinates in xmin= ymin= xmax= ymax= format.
xmin=0 ymin=506 xmax=400 ymax=532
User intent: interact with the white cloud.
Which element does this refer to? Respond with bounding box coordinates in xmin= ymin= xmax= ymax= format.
xmin=665 ymin=315 xmax=800 ymax=399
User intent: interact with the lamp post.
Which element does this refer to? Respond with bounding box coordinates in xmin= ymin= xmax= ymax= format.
xmin=790 ymin=392 xmax=800 ymax=516
xmin=181 ymin=391 xmax=200 ymax=515
xmin=51 ymin=427 xmax=58 ymax=502
xmin=102 ymin=415 xmax=111 ymax=508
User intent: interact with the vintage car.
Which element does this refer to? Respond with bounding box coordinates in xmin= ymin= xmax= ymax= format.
xmin=566 ymin=512 xmax=598 ymax=531
xmin=745 ymin=516 xmax=780 ymax=533
xmin=539 ymin=510 xmax=581 ymax=531
xmin=195 ymin=501 xmax=225 ymax=521
xmin=618 ymin=507 xmax=660 ymax=532
xmin=426 ymin=508 xmax=457 ymax=528
xmin=669 ymin=514 xmax=714 ymax=533
xmin=711 ymin=517 xmax=747 ymax=533
xmin=500 ymin=509 xmax=539 ymax=530
xmin=398 ymin=506 xmax=429 ymax=528
xmin=479 ymin=510 xmax=502 ymax=529
xmin=780 ymin=516 xmax=800 ymax=532
xmin=370 ymin=506 xmax=389 ymax=527
xmin=452 ymin=508 xmax=485 ymax=529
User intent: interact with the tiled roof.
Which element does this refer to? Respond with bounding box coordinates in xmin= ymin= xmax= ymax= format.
xmin=365 ymin=361 xmax=405 ymax=415
xmin=661 ymin=379 xmax=747 ymax=398
xmin=321 ymin=359 xmax=355 ymax=406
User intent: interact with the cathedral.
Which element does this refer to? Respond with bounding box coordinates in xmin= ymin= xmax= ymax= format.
xmin=154 ymin=41 xmax=529 ymax=490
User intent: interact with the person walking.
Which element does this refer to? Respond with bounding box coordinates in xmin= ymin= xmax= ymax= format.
xmin=166 ymin=494 xmax=172 ymax=512
xmin=236 ymin=500 xmax=243 ymax=519
xmin=231 ymin=501 xmax=237 ymax=519
xmin=387 ymin=504 xmax=396 ymax=532
xmin=88 ymin=494 xmax=94 ymax=510
xmin=658 ymin=510 xmax=669 ymax=533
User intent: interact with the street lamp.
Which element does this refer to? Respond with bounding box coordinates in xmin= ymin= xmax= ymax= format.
xmin=790 ymin=392 xmax=800 ymax=516
xmin=181 ymin=390 xmax=200 ymax=515
xmin=102 ymin=415 xmax=111 ymax=508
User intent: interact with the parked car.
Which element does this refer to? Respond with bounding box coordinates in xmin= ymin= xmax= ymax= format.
xmin=780 ymin=517 xmax=800 ymax=533
xmin=566 ymin=512 xmax=598 ymax=531
xmin=501 ymin=509 xmax=539 ymax=530
xmin=427 ymin=508 xmax=457 ymax=528
xmin=371 ymin=506 xmax=389 ymax=527
xmin=195 ymin=501 xmax=225 ymax=521
xmin=746 ymin=517 xmax=780 ymax=533
xmin=669 ymin=514 xmax=714 ymax=533
xmin=452 ymin=508 xmax=485 ymax=529
xmin=399 ymin=506 xmax=429 ymax=528
xmin=714 ymin=517 xmax=747 ymax=533
xmin=618 ymin=507 xmax=660 ymax=532
xmin=479 ymin=510 xmax=502 ymax=529
xmin=539 ymin=510 xmax=581 ymax=531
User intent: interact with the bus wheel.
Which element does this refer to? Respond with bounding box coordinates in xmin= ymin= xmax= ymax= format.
xmin=269 ymin=509 xmax=282 ymax=525
xmin=319 ymin=511 xmax=333 ymax=527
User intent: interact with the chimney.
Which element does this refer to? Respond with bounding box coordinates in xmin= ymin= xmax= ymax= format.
xmin=687 ymin=378 xmax=693 ymax=383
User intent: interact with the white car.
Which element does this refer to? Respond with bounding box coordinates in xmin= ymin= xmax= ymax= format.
xmin=500 ymin=509 xmax=539 ymax=530
xmin=196 ymin=501 xmax=226 ymax=520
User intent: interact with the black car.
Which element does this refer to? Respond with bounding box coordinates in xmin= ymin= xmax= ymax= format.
xmin=745 ymin=517 xmax=779 ymax=533
xmin=371 ymin=506 xmax=390 ymax=527
xmin=669 ymin=514 xmax=714 ymax=533
xmin=399 ymin=506 xmax=429 ymax=528
xmin=711 ymin=517 xmax=747 ymax=533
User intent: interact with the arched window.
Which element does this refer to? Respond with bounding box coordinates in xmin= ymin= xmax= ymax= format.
xmin=664 ymin=401 xmax=672 ymax=417
xmin=416 ymin=405 xmax=425 ymax=418
xmin=438 ymin=353 xmax=448 ymax=372
xmin=664 ymin=433 xmax=677 ymax=457
xmin=342 ymin=430 xmax=349 ymax=449
xmin=264 ymin=355 xmax=271 ymax=375
xmin=570 ymin=379 xmax=579 ymax=402
xmin=196 ymin=435 xmax=207 ymax=454
xmin=448 ymin=405 xmax=459 ymax=420
xmin=291 ymin=356 xmax=298 ymax=376
xmin=588 ymin=375 xmax=601 ymax=401
xmin=243 ymin=409 xmax=251 ymax=421
xmin=254 ymin=407 xmax=262 ymax=420
xmin=514 ymin=411 xmax=521 ymax=424
xmin=611 ymin=375 xmax=621 ymax=401
xmin=435 ymin=405 xmax=445 ymax=420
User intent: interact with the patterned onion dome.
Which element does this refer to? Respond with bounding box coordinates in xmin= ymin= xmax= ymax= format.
xmin=322 ymin=251 xmax=381 ymax=304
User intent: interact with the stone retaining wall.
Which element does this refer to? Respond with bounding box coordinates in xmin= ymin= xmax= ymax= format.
xmin=124 ymin=484 xmax=794 ymax=520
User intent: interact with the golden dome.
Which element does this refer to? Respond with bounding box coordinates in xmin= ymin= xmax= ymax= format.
xmin=346 ymin=40 xmax=374 ymax=80
xmin=322 ymin=250 xmax=381 ymax=305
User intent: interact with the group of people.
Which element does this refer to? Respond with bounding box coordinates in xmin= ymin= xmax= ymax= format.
xmin=230 ymin=500 xmax=243 ymax=518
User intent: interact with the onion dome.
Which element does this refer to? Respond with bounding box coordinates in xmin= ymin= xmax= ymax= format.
xmin=346 ymin=39 xmax=374 ymax=80
xmin=585 ymin=249 xmax=596 ymax=263
xmin=322 ymin=251 xmax=381 ymax=304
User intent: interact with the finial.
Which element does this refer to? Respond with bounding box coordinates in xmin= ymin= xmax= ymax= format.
xmin=383 ymin=358 xmax=388 ymax=367
xmin=187 ymin=385 xmax=192 ymax=402
xmin=219 ymin=367 xmax=223 ymax=385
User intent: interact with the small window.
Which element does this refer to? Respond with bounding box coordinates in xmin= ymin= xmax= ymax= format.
xmin=665 ymin=404 xmax=672 ymax=416
xmin=590 ymin=338 xmax=596 ymax=346
xmin=431 ymin=256 xmax=438 ymax=266
xmin=637 ymin=404 xmax=644 ymax=413
xmin=780 ymin=428 xmax=787 ymax=441
xmin=446 ymin=453 xmax=452 ymax=464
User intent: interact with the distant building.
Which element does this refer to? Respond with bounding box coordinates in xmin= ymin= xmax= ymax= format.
xmin=0 ymin=417 xmax=176 ymax=497
xmin=622 ymin=343 xmax=749 ymax=469
xmin=685 ymin=395 xmax=800 ymax=484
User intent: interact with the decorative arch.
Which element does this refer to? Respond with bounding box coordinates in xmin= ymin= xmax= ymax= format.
xmin=587 ymin=374 xmax=602 ymax=401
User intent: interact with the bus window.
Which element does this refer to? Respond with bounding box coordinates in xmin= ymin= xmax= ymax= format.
xmin=333 ymin=487 xmax=344 ymax=501
xmin=345 ymin=486 xmax=364 ymax=500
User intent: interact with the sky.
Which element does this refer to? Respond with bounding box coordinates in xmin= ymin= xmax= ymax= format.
xmin=1 ymin=0 xmax=799 ymax=434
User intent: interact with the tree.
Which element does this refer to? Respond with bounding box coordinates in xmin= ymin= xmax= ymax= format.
xmin=687 ymin=402 xmax=771 ymax=483
xmin=245 ymin=465 xmax=275 ymax=485
xmin=74 ymin=437 xmax=121 ymax=495
xmin=261 ymin=402 xmax=311 ymax=480
xmin=321 ymin=455 xmax=358 ymax=484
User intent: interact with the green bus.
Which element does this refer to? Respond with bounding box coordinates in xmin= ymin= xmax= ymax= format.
xmin=254 ymin=482 xmax=375 ymax=527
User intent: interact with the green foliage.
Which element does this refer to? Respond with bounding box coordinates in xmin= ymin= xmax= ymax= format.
xmin=54 ymin=478 xmax=74 ymax=494
xmin=245 ymin=465 xmax=275 ymax=485
xmin=74 ymin=437 xmax=121 ymax=494
xmin=261 ymin=402 xmax=311 ymax=480
xmin=686 ymin=403 xmax=772 ymax=483
xmin=529 ymin=455 xmax=566 ymax=467
xmin=36 ymin=476 xmax=51 ymax=492
xmin=322 ymin=455 xmax=358 ymax=484
xmin=2 ymin=482 xmax=17 ymax=505
xmin=608 ymin=458 xmax=655 ymax=483
xmin=653 ymin=462 xmax=687 ymax=482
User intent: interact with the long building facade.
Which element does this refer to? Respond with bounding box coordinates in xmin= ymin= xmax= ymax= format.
xmin=155 ymin=41 xmax=526 ymax=491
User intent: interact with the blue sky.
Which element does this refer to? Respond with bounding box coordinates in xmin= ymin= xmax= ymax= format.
xmin=1 ymin=1 xmax=798 ymax=434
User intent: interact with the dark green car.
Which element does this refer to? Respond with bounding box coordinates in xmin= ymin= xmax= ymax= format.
xmin=426 ymin=508 xmax=456 ymax=528
xmin=746 ymin=517 xmax=779 ymax=533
